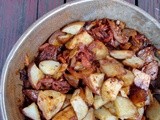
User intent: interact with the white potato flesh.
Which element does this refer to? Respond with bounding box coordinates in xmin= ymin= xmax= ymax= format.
xmin=71 ymin=89 xmax=88 ymax=120
xmin=110 ymin=50 xmax=134 ymax=59
xmin=62 ymin=21 xmax=85 ymax=35
xmin=52 ymin=106 xmax=77 ymax=120
xmin=28 ymin=63 xmax=44 ymax=89
xmin=37 ymin=90 xmax=66 ymax=120
xmin=65 ymin=31 xmax=94 ymax=49
xmin=117 ymin=69 xmax=135 ymax=87
xmin=100 ymin=56 xmax=126 ymax=77
xmin=87 ymin=73 xmax=105 ymax=95
xmin=94 ymin=107 xmax=118 ymax=120
xmin=137 ymin=107 xmax=144 ymax=120
xmin=133 ymin=69 xmax=151 ymax=91
xmin=22 ymin=103 xmax=40 ymax=120
xmin=103 ymin=102 xmax=116 ymax=115
xmin=39 ymin=60 xmax=61 ymax=75
xmin=83 ymin=108 xmax=95 ymax=120
xmin=85 ymin=86 xmax=94 ymax=106
xmin=93 ymin=95 xmax=109 ymax=109
xmin=114 ymin=96 xmax=138 ymax=119
xmin=101 ymin=78 xmax=124 ymax=101
xmin=122 ymin=56 xmax=144 ymax=68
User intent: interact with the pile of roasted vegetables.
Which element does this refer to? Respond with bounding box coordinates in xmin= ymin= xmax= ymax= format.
xmin=20 ymin=18 xmax=160 ymax=120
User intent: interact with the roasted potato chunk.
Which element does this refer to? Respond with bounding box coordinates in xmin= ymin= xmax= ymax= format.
xmin=39 ymin=60 xmax=61 ymax=75
xmin=71 ymin=89 xmax=88 ymax=120
xmin=94 ymin=107 xmax=118 ymax=120
xmin=83 ymin=108 xmax=95 ymax=120
xmin=110 ymin=50 xmax=134 ymax=59
xmin=88 ymin=40 xmax=109 ymax=60
xmin=101 ymin=78 xmax=124 ymax=101
xmin=121 ymin=86 xmax=130 ymax=96
xmin=146 ymin=98 xmax=160 ymax=120
xmin=137 ymin=107 xmax=144 ymax=120
xmin=103 ymin=102 xmax=116 ymax=115
xmin=22 ymin=103 xmax=40 ymax=120
xmin=37 ymin=90 xmax=66 ymax=120
xmin=93 ymin=95 xmax=109 ymax=109
xmin=62 ymin=21 xmax=85 ymax=35
xmin=117 ymin=69 xmax=135 ymax=87
xmin=64 ymin=73 xmax=79 ymax=88
xmin=61 ymin=94 xmax=72 ymax=109
xmin=52 ymin=106 xmax=77 ymax=120
xmin=85 ymin=73 xmax=105 ymax=95
xmin=28 ymin=63 xmax=44 ymax=89
xmin=114 ymin=96 xmax=138 ymax=119
xmin=129 ymin=85 xmax=147 ymax=108
xmin=85 ymin=86 xmax=94 ymax=106
xmin=65 ymin=31 xmax=93 ymax=49
xmin=122 ymin=56 xmax=144 ymax=68
xmin=100 ymin=56 xmax=126 ymax=77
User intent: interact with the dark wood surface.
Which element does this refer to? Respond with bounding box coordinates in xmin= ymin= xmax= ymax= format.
xmin=0 ymin=0 xmax=160 ymax=75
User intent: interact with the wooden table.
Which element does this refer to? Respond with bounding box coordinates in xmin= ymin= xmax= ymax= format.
xmin=0 ymin=0 xmax=160 ymax=77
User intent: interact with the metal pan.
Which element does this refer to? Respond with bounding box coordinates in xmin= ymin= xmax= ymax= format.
xmin=1 ymin=0 xmax=160 ymax=119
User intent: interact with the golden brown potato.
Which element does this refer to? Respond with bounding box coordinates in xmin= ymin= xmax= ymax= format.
xmin=83 ymin=108 xmax=95 ymax=120
xmin=122 ymin=56 xmax=144 ymax=68
xmin=53 ymin=63 xmax=68 ymax=79
xmin=121 ymin=86 xmax=130 ymax=96
xmin=85 ymin=73 xmax=105 ymax=95
xmin=62 ymin=21 xmax=85 ymax=35
xmin=120 ymin=42 xmax=132 ymax=50
xmin=48 ymin=30 xmax=64 ymax=46
xmin=94 ymin=107 xmax=118 ymax=120
xmin=70 ymin=89 xmax=88 ymax=120
xmin=65 ymin=31 xmax=94 ymax=49
xmin=22 ymin=103 xmax=40 ymax=120
xmin=120 ymin=89 xmax=128 ymax=98
xmin=57 ymin=34 xmax=73 ymax=44
xmin=114 ymin=96 xmax=138 ymax=119
xmin=61 ymin=94 xmax=72 ymax=109
xmin=99 ymin=56 xmax=126 ymax=77
xmin=110 ymin=50 xmax=134 ymax=59
xmin=64 ymin=73 xmax=79 ymax=88
xmin=101 ymin=78 xmax=124 ymax=101
xmin=28 ymin=63 xmax=44 ymax=89
xmin=37 ymin=90 xmax=66 ymax=120
xmin=93 ymin=95 xmax=109 ymax=109
xmin=89 ymin=40 xmax=109 ymax=60
xmin=52 ymin=106 xmax=77 ymax=120
xmin=117 ymin=69 xmax=135 ymax=87
xmin=85 ymin=86 xmax=94 ymax=106
xmin=146 ymin=98 xmax=160 ymax=120
xmin=129 ymin=85 xmax=147 ymax=108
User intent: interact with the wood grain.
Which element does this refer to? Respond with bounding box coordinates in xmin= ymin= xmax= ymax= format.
xmin=38 ymin=0 xmax=64 ymax=18
xmin=139 ymin=0 xmax=160 ymax=22
xmin=125 ymin=0 xmax=135 ymax=4
xmin=66 ymin=0 xmax=135 ymax=4
xmin=0 ymin=0 xmax=38 ymax=74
